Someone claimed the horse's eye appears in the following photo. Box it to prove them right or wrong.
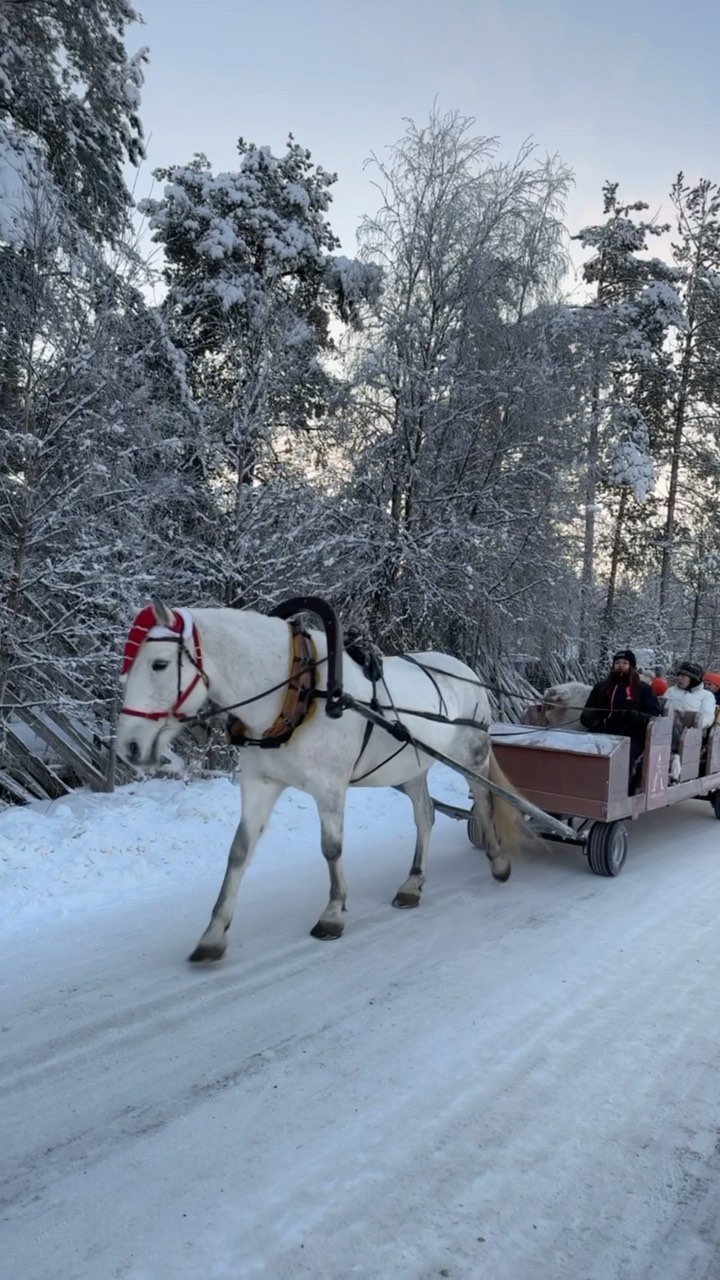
[152,659,169,672]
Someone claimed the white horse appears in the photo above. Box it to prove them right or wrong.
[116,603,526,961]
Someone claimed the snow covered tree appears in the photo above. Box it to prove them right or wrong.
[0,172,206,724]
[599,279,684,647]
[140,138,381,604]
[342,109,575,661]
[659,176,720,614]
[571,183,681,654]
[0,0,147,245]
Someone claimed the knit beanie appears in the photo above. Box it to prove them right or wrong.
[676,661,703,689]
[612,648,637,668]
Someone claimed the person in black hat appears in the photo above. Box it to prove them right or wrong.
[580,649,662,790]
[664,661,717,730]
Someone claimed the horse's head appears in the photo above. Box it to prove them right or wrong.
[523,702,548,727]
[541,681,592,729]
[116,601,209,766]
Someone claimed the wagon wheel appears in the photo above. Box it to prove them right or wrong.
[586,820,628,877]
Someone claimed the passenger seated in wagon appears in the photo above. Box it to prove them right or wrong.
[661,661,717,776]
[579,649,661,792]
[702,671,720,719]
[664,662,716,730]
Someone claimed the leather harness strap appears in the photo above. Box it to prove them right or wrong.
[226,622,317,749]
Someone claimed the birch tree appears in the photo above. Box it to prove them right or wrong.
[346,109,575,659]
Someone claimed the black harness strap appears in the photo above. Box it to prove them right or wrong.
[399,654,449,717]
[349,662,385,781]
[350,738,410,784]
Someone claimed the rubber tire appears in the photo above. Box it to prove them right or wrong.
[586,820,628,877]
[711,791,720,819]
[467,811,484,849]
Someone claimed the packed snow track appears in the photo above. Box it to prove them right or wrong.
[2,775,720,1279]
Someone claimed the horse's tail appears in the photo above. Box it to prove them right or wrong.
[486,747,527,879]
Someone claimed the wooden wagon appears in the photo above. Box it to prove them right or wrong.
[433,711,720,877]
[484,713,720,875]
[248,598,720,880]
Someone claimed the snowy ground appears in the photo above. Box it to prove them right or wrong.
[2,768,720,1280]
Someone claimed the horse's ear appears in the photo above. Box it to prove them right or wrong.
[152,599,175,628]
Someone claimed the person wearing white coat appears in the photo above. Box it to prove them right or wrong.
[664,661,717,730]
[663,661,716,783]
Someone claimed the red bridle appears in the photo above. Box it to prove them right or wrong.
[120,606,209,723]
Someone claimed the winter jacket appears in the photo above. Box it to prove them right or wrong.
[580,677,661,747]
[663,683,717,730]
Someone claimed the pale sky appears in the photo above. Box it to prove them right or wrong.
[129,0,720,288]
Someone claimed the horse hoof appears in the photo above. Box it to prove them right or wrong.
[392,891,420,908]
[310,921,344,940]
[188,942,226,963]
[491,863,511,883]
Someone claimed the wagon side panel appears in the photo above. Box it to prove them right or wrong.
[491,735,632,822]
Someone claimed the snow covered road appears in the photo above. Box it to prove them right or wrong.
[2,777,720,1279]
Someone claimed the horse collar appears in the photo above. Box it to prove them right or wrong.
[226,622,317,749]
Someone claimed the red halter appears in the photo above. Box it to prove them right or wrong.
[120,606,208,722]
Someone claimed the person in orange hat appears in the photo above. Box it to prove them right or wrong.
[650,675,668,697]
[703,671,720,708]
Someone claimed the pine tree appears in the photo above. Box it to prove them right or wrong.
[0,0,147,245]
[140,137,381,604]
[660,176,720,615]
[572,183,680,655]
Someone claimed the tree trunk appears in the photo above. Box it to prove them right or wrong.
[659,354,691,615]
[600,487,628,658]
[659,257,698,615]
[578,383,601,662]
[689,579,702,654]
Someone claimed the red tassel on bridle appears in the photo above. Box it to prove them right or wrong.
[120,605,208,722]
[121,605,181,676]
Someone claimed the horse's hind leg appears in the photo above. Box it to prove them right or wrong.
[460,735,512,883]
[469,786,511,882]
[392,773,434,908]
[189,777,284,963]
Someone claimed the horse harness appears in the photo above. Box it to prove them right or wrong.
[221,622,474,773]
[225,621,318,749]
[121,602,489,767]
[224,626,412,774]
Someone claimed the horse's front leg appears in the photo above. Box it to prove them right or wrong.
[392,773,434,908]
[188,777,284,963]
[310,796,348,940]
